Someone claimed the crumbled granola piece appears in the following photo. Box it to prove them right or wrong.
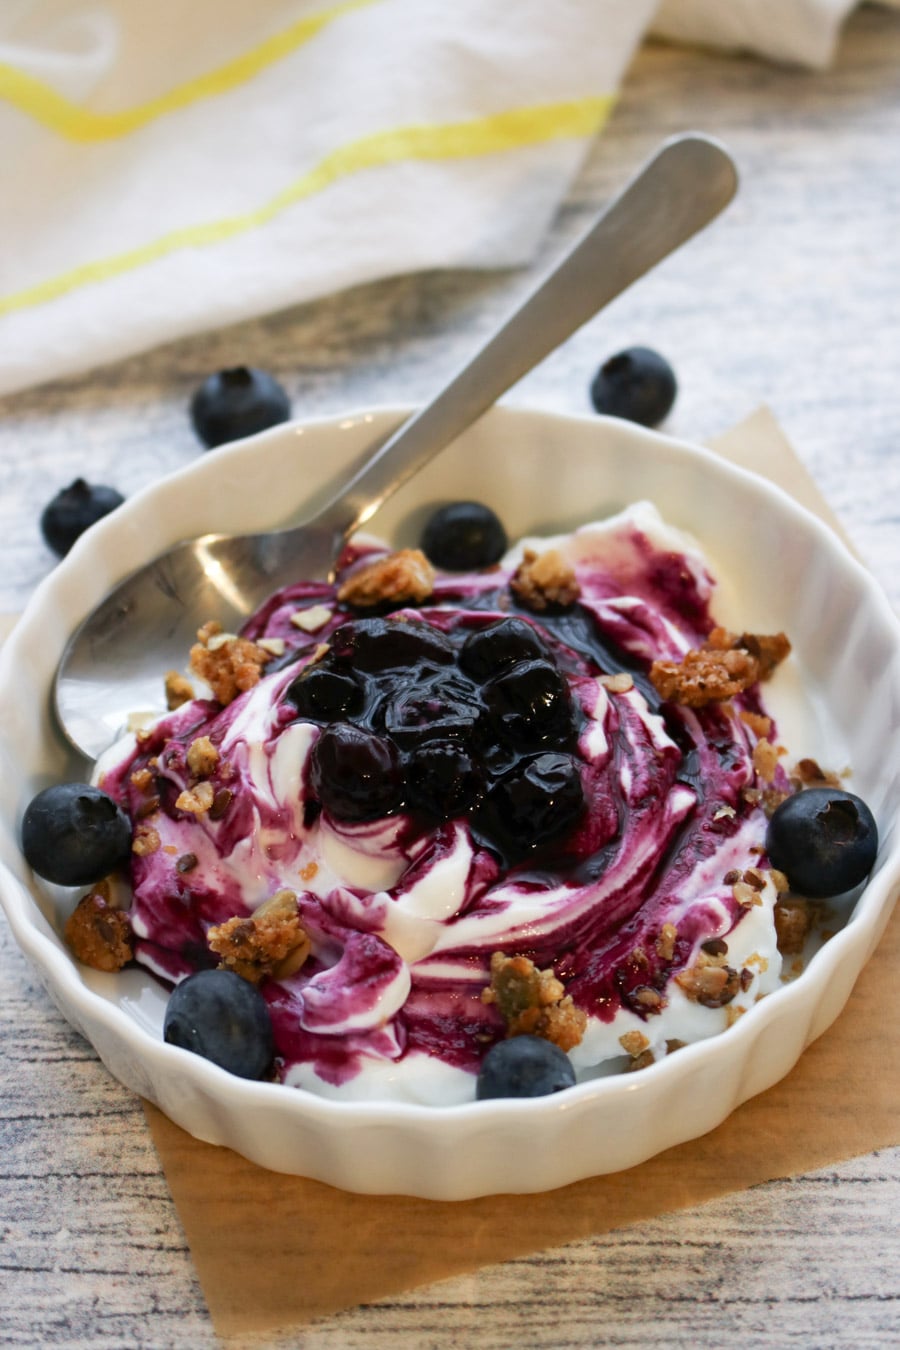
[752,737,784,784]
[130,767,154,791]
[655,923,677,962]
[207,889,311,984]
[791,757,842,789]
[739,710,772,738]
[773,897,813,955]
[336,549,435,608]
[132,824,161,856]
[482,951,587,1052]
[65,890,132,972]
[649,627,791,707]
[619,1030,650,1057]
[675,961,741,1007]
[175,781,215,815]
[189,620,272,706]
[743,868,767,891]
[510,548,580,612]
[186,735,219,778]
[299,860,318,883]
[625,1049,656,1073]
[164,670,195,710]
[633,986,665,1010]
[733,879,763,908]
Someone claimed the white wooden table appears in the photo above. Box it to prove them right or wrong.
[2,9,899,1346]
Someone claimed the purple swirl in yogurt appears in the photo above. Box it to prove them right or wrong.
[99,503,791,1104]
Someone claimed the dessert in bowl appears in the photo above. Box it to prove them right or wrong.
[1,406,899,1198]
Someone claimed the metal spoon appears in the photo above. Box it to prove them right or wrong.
[55,133,738,760]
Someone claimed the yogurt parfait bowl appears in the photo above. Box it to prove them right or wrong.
[1,405,899,1199]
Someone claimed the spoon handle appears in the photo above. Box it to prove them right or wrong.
[313,132,738,544]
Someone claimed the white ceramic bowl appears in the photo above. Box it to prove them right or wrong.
[2,406,899,1199]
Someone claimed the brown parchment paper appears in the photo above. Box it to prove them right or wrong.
[137,406,898,1337]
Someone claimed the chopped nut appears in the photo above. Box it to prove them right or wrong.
[336,549,434,608]
[733,880,762,908]
[792,757,842,788]
[164,670,195,710]
[701,937,728,958]
[207,889,311,984]
[290,604,332,632]
[65,891,133,972]
[175,781,215,815]
[189,620,272,706]
[176,852,198,874]
[633,985,665,1010]
[599,672,634,693]
[482,951,586,1052]
[257,637,286,657]
[186,735,219,778]
[773,897,813,955]
[208,788,233,821]
[743,868,766,891]
[510,548,580,612]
[649,627,791,707]
[625,1049,656,1073]
[655,923,677,962]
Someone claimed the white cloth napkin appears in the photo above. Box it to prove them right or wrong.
[0,0,892,397]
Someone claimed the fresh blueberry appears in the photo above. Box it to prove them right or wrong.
[163,969,274,1079]
[476,1034,576,1099]
[286,666,363,721]
[190,366,291,448]
[589,347,677,427]
[478,751,585,856]
[420,501,507,571]
[309,722,404,821]
[483,659,576,749]
[407,742,484,819]
[40,479,125,558]
[21,782,132,886]
[459,618,548,682]
[766,788,878,898]
[329,617,454,673]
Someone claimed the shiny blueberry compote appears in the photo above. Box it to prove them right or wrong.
[98,503,792,1105]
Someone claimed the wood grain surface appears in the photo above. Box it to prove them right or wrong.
[2,7,899,1347]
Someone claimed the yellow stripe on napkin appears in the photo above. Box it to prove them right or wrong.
[0,94,614,318]
[0,0,378,142]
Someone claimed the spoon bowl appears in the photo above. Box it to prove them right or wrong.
[54,133,738,760]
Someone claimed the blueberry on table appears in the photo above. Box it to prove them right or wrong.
[589,347,677,428]
[190,366,291,448]
[21,782,132,886]
[164,969,274,1080]
[420,501,508,571]
[476,1034,576,1099]
[766,788,878,899]
[40,479,124,557]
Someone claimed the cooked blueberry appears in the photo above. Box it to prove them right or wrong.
[459,618,548,682]
[328,617,453,673]
[478,752,585,856]
[766,788,878,899]
[190,366,291,448]
[382,672,483,747]
[589,347,676,427]
[483,659,576,748]
[41,479,124,558]
[21,782,132,886]
[309,723,404,821]
[476,1034,576,1099]
[407,742,483,819]
[163,969,274,1079]
[420,501,507,571]
[286,666,363,721]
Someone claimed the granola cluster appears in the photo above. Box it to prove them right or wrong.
[64,882,133,972]
[207,889,311,984]
[510,548,581,611]
[336,548,435,609]
[482,951,587,1052]
[649,626,791,708]
[189,620,273,705]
